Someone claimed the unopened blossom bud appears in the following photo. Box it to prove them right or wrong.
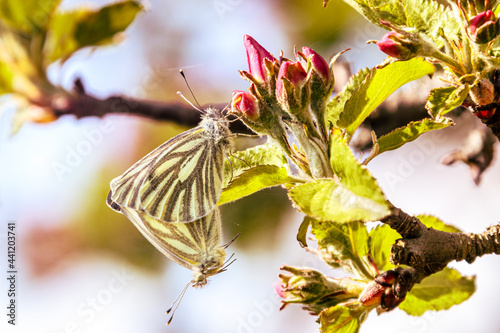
[358,280,385,307]
[243,35,277,85]
[463,78,497,120]
[277,266,366,314]
[359,269,404,311]
[278,266,330,305]
[276,60,308,111]
[231,86,293,160]
[300,47,330,82]
[296,47,335,138]
[376,31,420,60]
[231,90,259,120]
[276,60,314,131]
[276,60,326,156]
[469,10,499,44]
[272,280,285,298]
[470,78,495,106]
[381,288,405,310]
[374,269,398,286]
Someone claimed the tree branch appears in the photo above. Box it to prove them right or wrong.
[381,207,500,298]
[47,81,251,134]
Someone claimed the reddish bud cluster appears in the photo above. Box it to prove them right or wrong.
[231,35,337,178]
[232,35,333,123]
[358,270,404,311]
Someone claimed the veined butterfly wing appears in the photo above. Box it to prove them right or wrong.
[118,205,227,286]
[108,107,233,223]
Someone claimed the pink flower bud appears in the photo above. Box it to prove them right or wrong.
[231,90,259,119]
[243,35,276,83]
[272,280,285,298]
[469,11,499,44]
[358,280,385,307]
[469,10,495,35]
[376,32,409,58]
[276,61,307,102]
[301,47,330,81]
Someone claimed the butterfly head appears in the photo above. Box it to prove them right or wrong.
[199,107,233,148]
[202,106,228,122]
[191,246,227,287]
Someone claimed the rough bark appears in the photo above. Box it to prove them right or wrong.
[381,207,500,298]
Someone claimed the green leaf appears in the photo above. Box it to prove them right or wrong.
[0,0,61,34]
[289,179,390,223]
[495,1,500,16]
[218,165,299,206]
[344,0,460,46]
[368,224,399,272]
[297,216,311,248]
[311,219,374,280]
[337,58,435,137]
[329,134,389,208]
[44,1,142,64]
[223,143,288,186]
[417,214,462,233]
[426,86,469,119]
[219,143,297,205]
[327,67,371,128]
[400,268,475,316]
[374,118,453,156]
[319,304,369,333]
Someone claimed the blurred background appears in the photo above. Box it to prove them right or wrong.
[1,0,500,332]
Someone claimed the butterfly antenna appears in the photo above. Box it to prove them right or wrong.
[223,232,241,249]
[222,253,237,271]
[177,91,203,112]
[179,69,203,110]
[166,280,193,325]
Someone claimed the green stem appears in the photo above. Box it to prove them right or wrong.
[285,119,333,178]
[429,50,464,74]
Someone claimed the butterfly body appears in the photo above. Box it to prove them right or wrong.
[107,107,234,223]
[120,206,227,286]
[107,104,237,324]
